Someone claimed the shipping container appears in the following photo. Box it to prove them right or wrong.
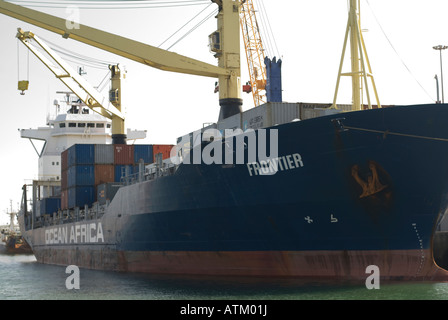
[68,186,95,209]
[61,149,69,171]
[68,144,95,167]
[114,144,134,165]
[61,169,68,191]
[61,189,68,210]
[134,144,153,164]
[217,113,241,132]
[270,102,300,125]
[39,197,61,215]
[242,103,270,130]
[67,165,95,187]
[152,144,174,162]
[114,165,134,182]
[94,144,114,164]
[97,182,121,205]
[95,164,114,186]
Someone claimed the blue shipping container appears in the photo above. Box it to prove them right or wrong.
[39,197,61,215]
[68,186,95,209]
[134,144,153,164]
[68,165,95,187]
[68,144,95,167]
[115,165,134,182]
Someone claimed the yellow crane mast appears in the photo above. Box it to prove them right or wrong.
[239,0,267,107]
[332,0,380,110]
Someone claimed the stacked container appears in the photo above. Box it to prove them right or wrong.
[114,144,134,182]
[60,144,155,209]
[133,144,154,177]
[152,144,174,162]
[61,150,69,209]
[66,144,95,209]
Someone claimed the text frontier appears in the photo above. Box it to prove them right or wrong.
[170,128,283,172]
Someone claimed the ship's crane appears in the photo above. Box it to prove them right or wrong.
[239,0,282,107]
[16,28,127,143]
[0,0,242,138]
[239,0,267,107]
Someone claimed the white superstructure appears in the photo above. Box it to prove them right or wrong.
[20,93,146,197]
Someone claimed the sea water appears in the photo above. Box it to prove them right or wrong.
[1,251,448,302]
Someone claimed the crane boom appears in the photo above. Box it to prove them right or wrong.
[240,0,267,107]
[0,0,242,121]
[16,28,128,143]
[0,0,228,78]
[16,29,123,120]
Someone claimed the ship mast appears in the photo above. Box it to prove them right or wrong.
[332,0,381,111]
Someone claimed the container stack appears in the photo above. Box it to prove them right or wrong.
[65,144,95,209]
[59,143,173,210]
[114,144,134,182]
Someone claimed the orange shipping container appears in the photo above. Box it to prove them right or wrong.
[95,164,114,186]
[152,144,174,162]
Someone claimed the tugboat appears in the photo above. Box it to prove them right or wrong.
[1,202,32,254]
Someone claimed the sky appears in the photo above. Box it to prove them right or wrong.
[0,0,447,224]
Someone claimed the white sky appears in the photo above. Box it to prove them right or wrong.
[0,0,447,224]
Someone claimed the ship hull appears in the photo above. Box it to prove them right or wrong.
[20,104,448,280]
[29,247,446,280]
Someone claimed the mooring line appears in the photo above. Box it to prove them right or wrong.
[343,126,448,142]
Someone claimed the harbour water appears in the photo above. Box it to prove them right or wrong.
[1,247,448,302]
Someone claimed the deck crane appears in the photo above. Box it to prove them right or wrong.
[332,0,380,110]
[239,0,282,107]
[0,0,242,142]
[15,28,127,143]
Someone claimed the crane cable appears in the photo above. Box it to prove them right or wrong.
[166,8,218,50]
[7,0,210,9]
[17,39,30,94]
[256,0,280,59]
[364,0,434,102]
[158,2,213,49]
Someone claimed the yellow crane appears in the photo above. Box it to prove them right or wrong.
[0,0,242,134]
[16,28,127,143]
[239,0,267,107]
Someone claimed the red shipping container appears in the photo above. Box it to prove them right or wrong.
[95,164,114,186]
[114,144,134,165]
[61,169,68,191]
[152,144,174,162]
[61,189,68,210]
[61,149,69,171]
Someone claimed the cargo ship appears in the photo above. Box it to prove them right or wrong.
[4,0,448,281]
[17,97,448,280]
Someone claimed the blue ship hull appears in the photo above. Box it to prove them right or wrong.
[21,104,448,280]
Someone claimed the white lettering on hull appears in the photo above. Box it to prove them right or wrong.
[247,153,304,176]
[45,222,104,245]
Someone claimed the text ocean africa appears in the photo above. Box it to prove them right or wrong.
[45,222,104,244]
